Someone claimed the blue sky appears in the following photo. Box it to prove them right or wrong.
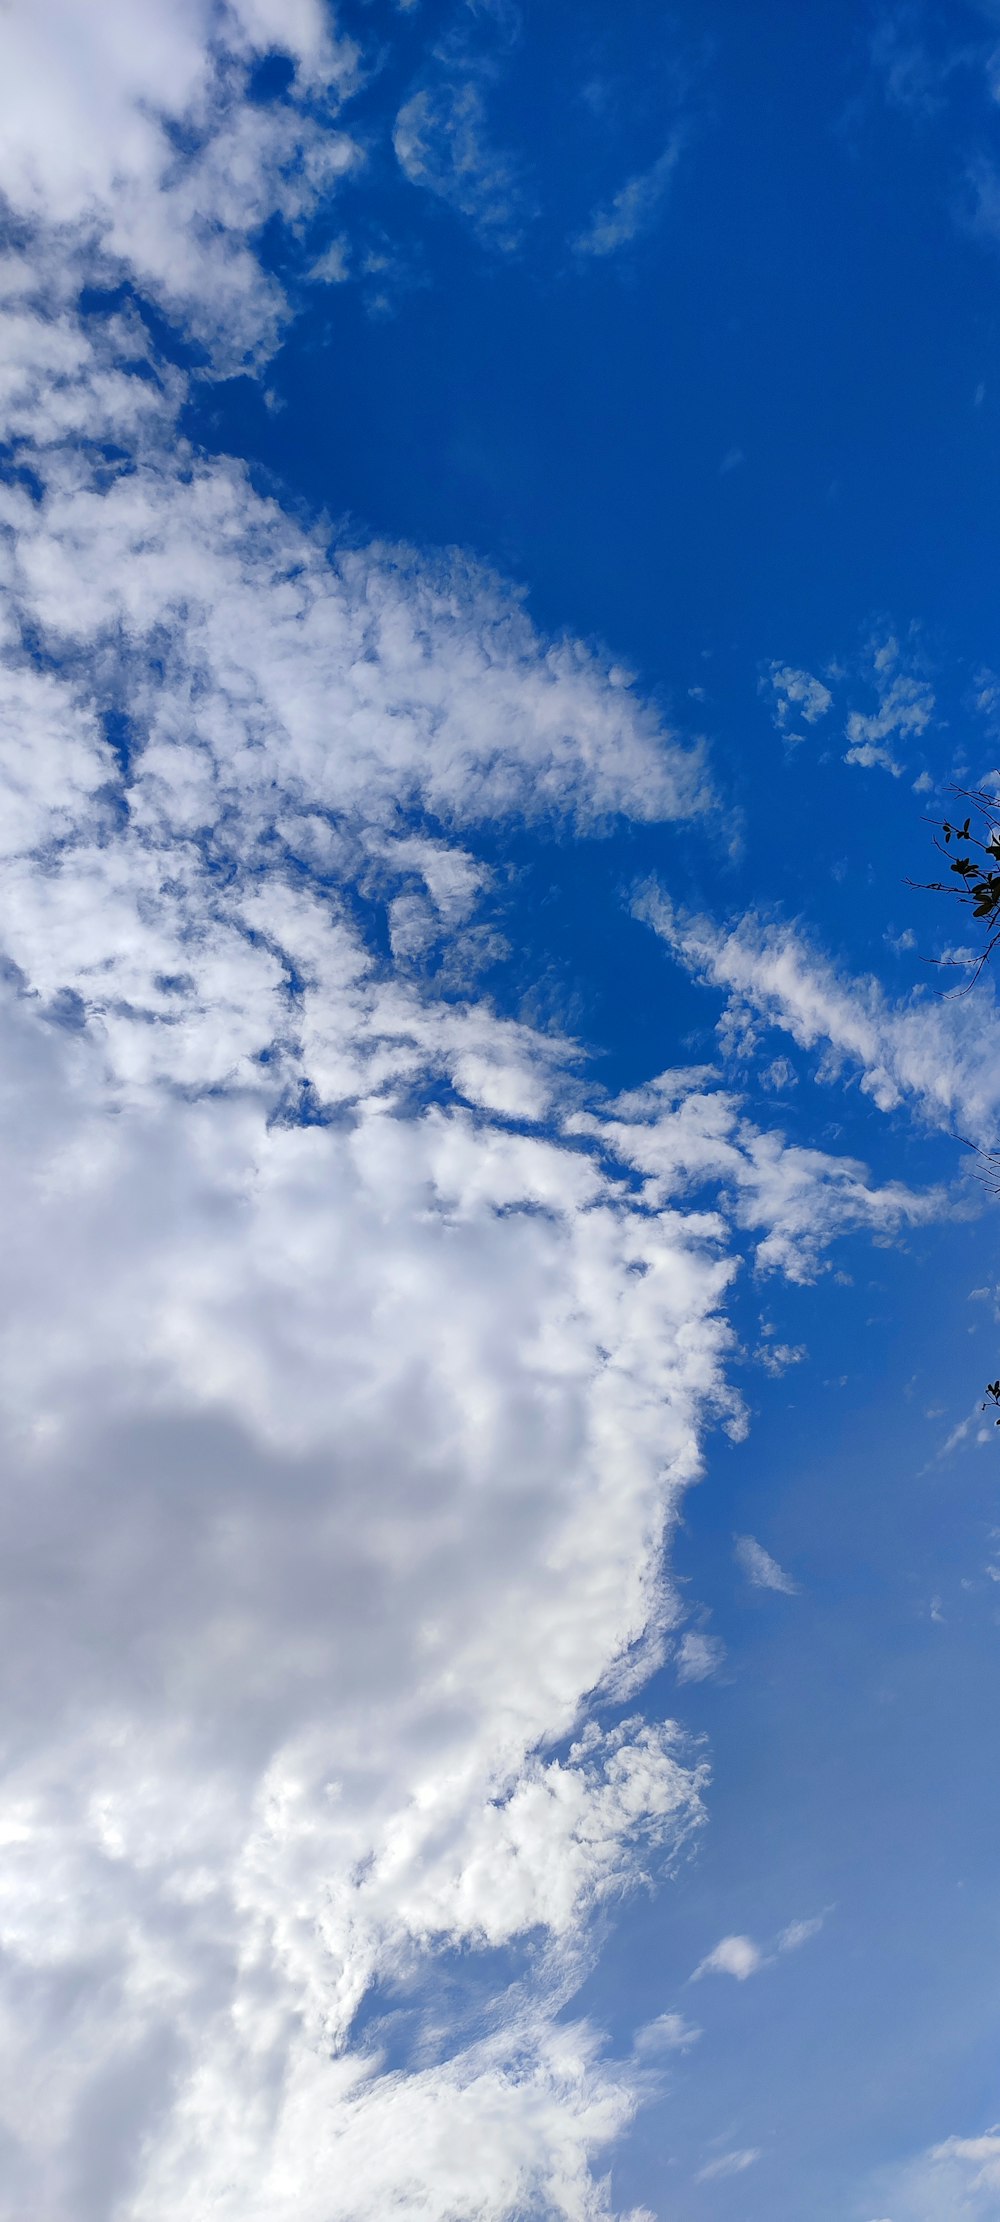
[3,4,1000,2219]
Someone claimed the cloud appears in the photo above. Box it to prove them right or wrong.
[755,1338,806,1376]
[639,888,1000,1148]
[695,2146,761,2181]
[0,12,955,2215]
[766,661,834,736]
[691,1909,824,1990]
[870,8,952,116]
[0,0,362,372]
[394,80,526,248]
[569,1065,942,1285]
[734,1534,799,1593]
[572,139,682,259]
[778,1912,828,1952]
[692,1933,765,1981]
[844,635,934,775]
[867,2123,1000,2220]
[632,2010,701,2057]
[309,234,350,283]
[0,278,895,2215]
[675,1631,726,1683]
[0,402,928,2210]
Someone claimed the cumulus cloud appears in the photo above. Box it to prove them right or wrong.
[572,139,682,259]
[0,436,930,2214]
[734,1534,799,1594]
[0,10,952,2216]
[0,322,877,2219]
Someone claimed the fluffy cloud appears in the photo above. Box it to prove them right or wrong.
[568,1069,939,1285]
[690,1911,823,1991]
[0,940,735,2218]
[0,413,940,2208]
[0,10,951,2216]
[0,0,361,370]
[692,1934,764,1982]
[0,337,856,2216]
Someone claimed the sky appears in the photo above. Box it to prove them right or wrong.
[4,2,1000,2217]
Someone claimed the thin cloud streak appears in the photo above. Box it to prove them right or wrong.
[734,1533,799,1594]
[572,137,682,258]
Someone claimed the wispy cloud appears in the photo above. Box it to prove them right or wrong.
[632,2010,702,2056]
[394,79,527,248]
[572,137,682,258]
[639,887,1000,1147]
[867,2121,1000,2219]
[675,1630,726,1683]
[696,2147,762,2182]
[778,1912,829,1952]
[734,1533,799,1594]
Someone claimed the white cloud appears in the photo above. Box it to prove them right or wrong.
[734,1534,799,1594]
[778,1912,828,1952]
[639,888,1000,1148]
[0,315,892,2214]
[0,907,723,2218]
[692,1934,765,1982]
[631,2010,701,2057]
[690,1908,824,1990]
[572,139,682,259]
[696,2146,761,2181]
[867,2124,1000,2220]
[675,1631,726,1683]
[569,1067,941,1285]
[0,404,934,2207]
[309,234,351,284]
[0,0,361,372]
[755,1338,806,1376]
[0,15,956,2216]
[766,661,833,735]
[844,635,934,776]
